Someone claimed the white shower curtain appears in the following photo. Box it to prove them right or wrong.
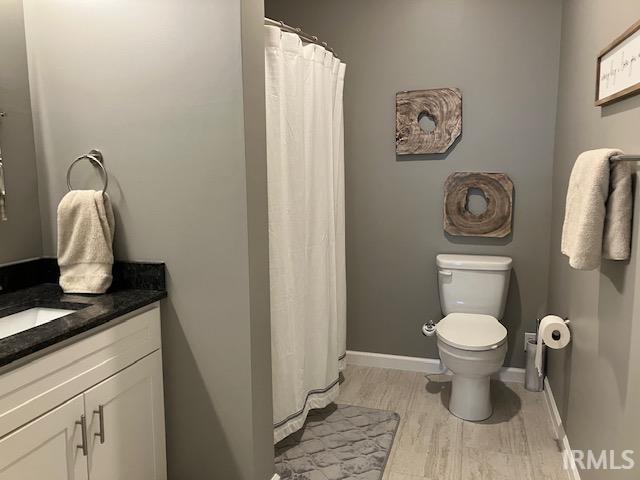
[264,25,347,443]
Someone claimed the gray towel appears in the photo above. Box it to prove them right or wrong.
[57,190,115,293]
[561,148,632,270]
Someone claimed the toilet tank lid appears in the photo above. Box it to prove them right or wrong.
[436,254,513,271]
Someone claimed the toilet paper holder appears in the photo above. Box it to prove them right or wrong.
[536,316,570,340]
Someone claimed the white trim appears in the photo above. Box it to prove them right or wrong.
[496,366,526,384]
[270,475,280,480]
[345,350,525,384]
[543,377,581,480]
[346,350,445,373]
[543,377,563,440]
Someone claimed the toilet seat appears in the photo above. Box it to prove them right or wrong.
[436,313,507,351]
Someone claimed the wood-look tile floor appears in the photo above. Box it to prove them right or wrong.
[337,365,570,480]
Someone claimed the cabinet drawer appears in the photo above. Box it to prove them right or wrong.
[0,304,161,438]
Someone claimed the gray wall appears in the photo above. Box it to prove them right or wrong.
[0,0,42,264]
[547,1,640,478]
[265,0,563,367]
[22,0,273,478]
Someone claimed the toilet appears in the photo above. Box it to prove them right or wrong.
[435,254,513,421]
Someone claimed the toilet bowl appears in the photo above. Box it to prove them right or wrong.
[433,254,513,421]
[436,313,507,421]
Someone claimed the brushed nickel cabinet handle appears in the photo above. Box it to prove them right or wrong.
[76,414,88,456]
[93,405,105,444]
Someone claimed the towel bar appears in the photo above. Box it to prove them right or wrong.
[66,149,108,193]
[611,154,640,162]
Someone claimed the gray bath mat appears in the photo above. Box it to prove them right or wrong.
[275,404,400,480]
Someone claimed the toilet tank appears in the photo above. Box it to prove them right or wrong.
[436,254,512,319]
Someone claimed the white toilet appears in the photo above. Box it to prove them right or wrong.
[435,254,513,421]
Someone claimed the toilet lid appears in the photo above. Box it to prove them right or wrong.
[436,313,507,351]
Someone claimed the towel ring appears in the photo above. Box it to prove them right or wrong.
[66,149,108,193]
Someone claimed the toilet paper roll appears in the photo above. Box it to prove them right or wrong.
[535,315,571,376]
[539,315,571,349]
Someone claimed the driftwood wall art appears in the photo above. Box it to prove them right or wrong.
[396,88,462,155]
[443,172,514,238]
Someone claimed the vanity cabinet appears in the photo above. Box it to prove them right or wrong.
[0,304,166,480]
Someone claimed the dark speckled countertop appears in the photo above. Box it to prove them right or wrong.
[0,259,166,369]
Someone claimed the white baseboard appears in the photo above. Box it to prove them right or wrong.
[346,350,445,373]
[496,366,526,384]
[345,350,525,384]
[543,377,580,480]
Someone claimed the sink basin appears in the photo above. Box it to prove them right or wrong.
[0,308,75,340]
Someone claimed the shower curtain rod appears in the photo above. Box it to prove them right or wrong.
[265,17,336,55]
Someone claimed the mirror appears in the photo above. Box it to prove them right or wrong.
[0,1,41,265]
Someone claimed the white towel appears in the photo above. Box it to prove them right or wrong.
[561,148,632,270]
[57,190,115,293]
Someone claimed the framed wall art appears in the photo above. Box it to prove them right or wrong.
[596,18,640,106]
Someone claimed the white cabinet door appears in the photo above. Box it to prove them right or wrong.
[0,394,89,480]
[84,351,167,480]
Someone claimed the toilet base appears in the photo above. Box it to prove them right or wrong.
[437,338,507,422]
[449,374,492,421]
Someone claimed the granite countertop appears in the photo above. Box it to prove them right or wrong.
[0,259,167,369]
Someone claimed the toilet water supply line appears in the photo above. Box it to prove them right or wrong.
[421,319,448,374]
[422,319,436,337]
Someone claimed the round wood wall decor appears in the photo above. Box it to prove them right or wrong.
[396,88,462,155]
[443,172,513,238]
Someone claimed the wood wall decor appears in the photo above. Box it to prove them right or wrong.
[443,172,513,238]
[396,88,462,155]
[596,18,640,106]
